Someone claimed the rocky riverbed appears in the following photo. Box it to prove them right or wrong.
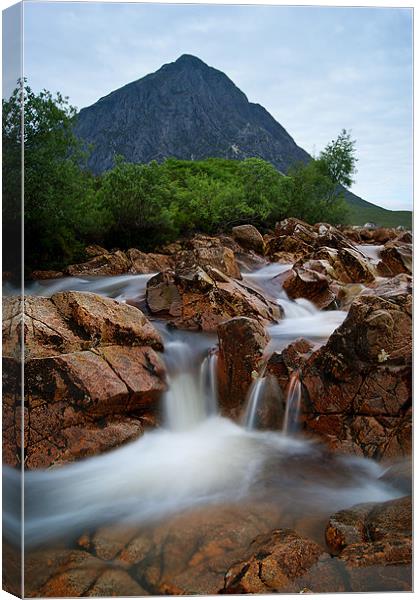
[3,219,412,595]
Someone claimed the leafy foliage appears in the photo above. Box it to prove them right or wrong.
[5,84,383,274]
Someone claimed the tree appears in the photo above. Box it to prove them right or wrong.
[99,158,177,249]
[319,128,357,187]
[238,158,288,223]
[3,81,105,270]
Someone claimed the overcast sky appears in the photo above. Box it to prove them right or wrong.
[6,2,413,210]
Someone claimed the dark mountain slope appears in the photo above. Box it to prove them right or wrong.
[74,54,411,228]
[74,54,310,174]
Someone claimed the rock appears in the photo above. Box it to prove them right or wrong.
[298,292,412,458]
[359,274,412,300]
[26,550,105,598]
[2,293,166,468]
[379,460,412,495]
[377,242,412,276]
[217,317,270,420]
[146,266,281,332]
[326,497,412,592]
[181,234,242,278]
[85,244,108,258]
[51,291,163,350]
[66,250,131,276]
[126,248,173,274]
[369,228,398,244]
[232,224,265,254]
[265,235,314,262]
[297,246,376,284]
[281,267,337,309]
[223,529,326,593]
[30,270,64,280]
[266,339,314,397]
[87,570,147,597]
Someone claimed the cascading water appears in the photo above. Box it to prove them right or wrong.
[243,376,267,430]
[283,371,302,435]
[200,350,219,417]
[3,261,408,556]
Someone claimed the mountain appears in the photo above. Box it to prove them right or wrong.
[74,54,411,228]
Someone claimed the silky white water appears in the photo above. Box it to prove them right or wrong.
[3,261,406,550]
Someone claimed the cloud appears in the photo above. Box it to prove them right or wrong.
[17,2,413,211]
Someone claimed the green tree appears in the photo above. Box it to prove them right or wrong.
[238,158,288,223]
[3,81,105,270]
[319,128,357,187]
[99,158,177,249]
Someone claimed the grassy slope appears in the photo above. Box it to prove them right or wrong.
[344,188,412,228]
[347,204,412,228]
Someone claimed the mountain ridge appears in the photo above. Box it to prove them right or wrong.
[74,54,411,227]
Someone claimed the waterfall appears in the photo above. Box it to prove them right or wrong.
[163,342,219,432]
[200,350,219,416]
[282,371,302,435]
[243,377,267,430]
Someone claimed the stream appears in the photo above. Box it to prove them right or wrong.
[3,254,407,587]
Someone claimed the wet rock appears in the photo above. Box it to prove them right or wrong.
[223,529,325,593]
[3,293,166,468]
[297,246,376,284]
[51,291,163,350]
[281,266,337,309]
[264,235,314,262]
[377,242,412,277]
[379,460,412,495]
[126,248,173,274]
[359,273,412,300]
[25,550,105,598]
[232,224,265,254]
[266,339,314,397]
[66,250,131,276]
[295,292,412,458]
[85,244,108,258]
[178,235,242,278]
[87,570,147,597]
[146,266,281,332]
[217,317,270,420]
[30,270,64,280]
[326,496,412,592]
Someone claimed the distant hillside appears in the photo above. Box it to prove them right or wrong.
[74,54,411,227]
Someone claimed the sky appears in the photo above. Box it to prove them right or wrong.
[4,1,413,210]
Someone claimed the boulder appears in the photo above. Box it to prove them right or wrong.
[85,244,108,258]
[280,266,337,309]
[66,250,131,276]
[232,224,265,254]
[377,243,412,277]
[326,496,412,592]
[146,266,281,332]
[30,270,64,280]
[2,293,166,469]
[297,292,412,458]
[217,317,270,420]
[223,529,327,593]
[126,248,173,274]
[297,246,376,284]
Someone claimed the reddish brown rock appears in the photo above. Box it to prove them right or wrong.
[266,339,314,397]
[127,248,173,274]
[66,250,131,276]
[85,244,108,258]
[30,270,64,280]
[223,529,326,594]
[232,224,265,254]
[281,266,337,309]
[3,293,166,469]
[326,496,412,592]
[297,246,376,284]
[297,292,412,458]
[377,242,412,277]
[217,317,270,419]
[51,291,163,350]
[146,266,281,332]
